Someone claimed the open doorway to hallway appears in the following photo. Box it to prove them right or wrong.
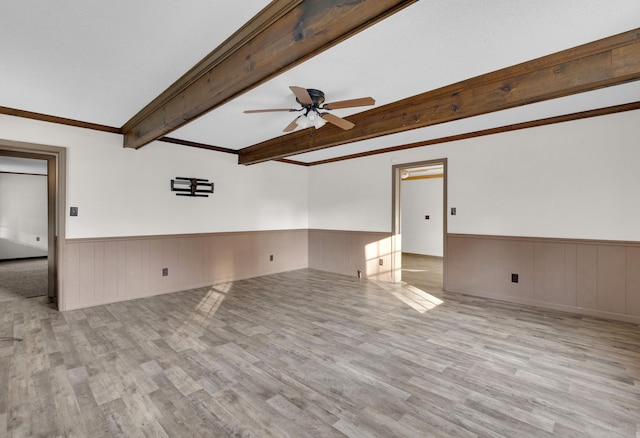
[0,156,49,302]
[393,159,447,295]
[0,139,66,309]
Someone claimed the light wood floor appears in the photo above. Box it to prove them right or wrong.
[401,253,444,296]
[1,266,640,437]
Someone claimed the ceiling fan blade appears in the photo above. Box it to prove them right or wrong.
[283,116,300,132]
[322,113,355,130]
[289,86,313,105]
[244,108,296,113]
[323,97,375,110]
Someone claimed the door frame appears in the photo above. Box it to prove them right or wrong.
[0,139,66,307]
[391,158,448,290]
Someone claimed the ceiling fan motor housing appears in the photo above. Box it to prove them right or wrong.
[298,89,325,108]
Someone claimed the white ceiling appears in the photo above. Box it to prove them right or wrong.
[1,1,639,164]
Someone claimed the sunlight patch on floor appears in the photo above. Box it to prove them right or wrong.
[390,283,443,313]
[196,282,233,316]
[212,282,233,294]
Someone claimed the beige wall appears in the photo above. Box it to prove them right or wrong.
[307,229,640,324]
[63,228,400,311]
[446,234,640,324]
[62,229,308,311]
[308,229,394,281]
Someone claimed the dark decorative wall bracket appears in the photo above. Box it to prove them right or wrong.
[171,177,214,197]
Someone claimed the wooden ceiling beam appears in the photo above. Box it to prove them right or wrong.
[122,0,418,150]
[238,28,640,165]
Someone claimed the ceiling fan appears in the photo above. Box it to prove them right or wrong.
[243,86,375,132]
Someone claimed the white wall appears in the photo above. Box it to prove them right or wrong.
[0,114,309,238]
[308,157,392,232]
[401,177,443,256]
[310,110,640,242]
[3,109,640,243]
[0,173,48,258]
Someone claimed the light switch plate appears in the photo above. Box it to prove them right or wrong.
[70,207,78,216]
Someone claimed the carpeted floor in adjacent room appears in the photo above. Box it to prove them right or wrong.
[0,258,48,302]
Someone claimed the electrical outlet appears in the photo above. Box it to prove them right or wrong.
[511,273,519,283]
[451,207,456,215]
[70,206,78,216]
[269,254,274,261]
[379,259,383,266]
[36,236,40,242]
[162,268,168,277]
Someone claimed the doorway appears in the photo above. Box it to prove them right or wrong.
[392,158,447,292]
[0,156,49,301]
[0,139,66,308]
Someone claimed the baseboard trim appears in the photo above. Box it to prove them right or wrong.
[0,255,48,262]
[450,287,640,325]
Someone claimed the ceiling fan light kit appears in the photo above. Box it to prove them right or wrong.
[295,115,311,129]
[297,110,327,129]
[244,86,374,132]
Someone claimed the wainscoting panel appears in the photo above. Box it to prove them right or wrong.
[308,229,393,281]
[533,242,577,307]
[627,247,640,315]
[576,244,598,309]
[447,234,640,323]
[62,229,308,311]
[597,245,627,315]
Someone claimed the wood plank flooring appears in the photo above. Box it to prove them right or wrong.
[401,253,444,296]
[1,267,639,437]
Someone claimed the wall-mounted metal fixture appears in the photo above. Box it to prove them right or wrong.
[171,177,214,197]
